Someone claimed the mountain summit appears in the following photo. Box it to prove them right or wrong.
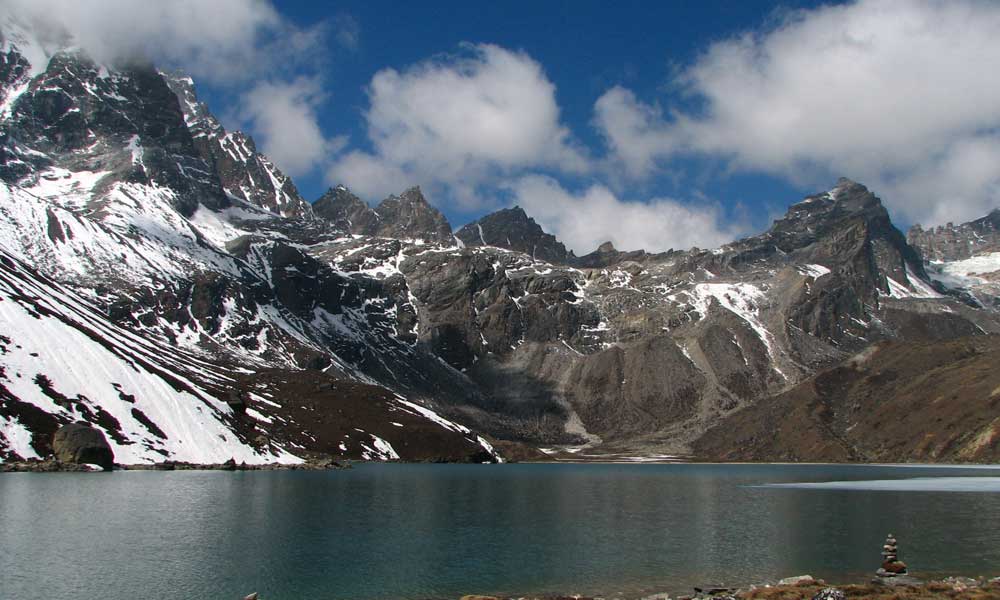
[455,206,571,263]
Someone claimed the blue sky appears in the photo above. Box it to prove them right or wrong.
[12,0,1000,254]
[226,0,830,249]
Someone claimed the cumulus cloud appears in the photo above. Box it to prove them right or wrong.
[0,0,323,84]
[506,175,744,254]
[595,0,1000,226]
[234,78,346,178]
[593,87,680,180]
[328,43,588,206]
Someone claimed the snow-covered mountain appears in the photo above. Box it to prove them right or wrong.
[0,16,499,464]
[1,15,998,465]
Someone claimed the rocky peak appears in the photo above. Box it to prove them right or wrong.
[0,33,227,216]
[311,185,453,243]
[454,205,570,264]
[313,185,378,233]
[372,186,453,244]
[162,73,311,219]
[571,239,651,268]
[908,207,1000,262]
[712,179,940,342]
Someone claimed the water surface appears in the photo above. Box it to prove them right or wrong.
[3,463,1000,599]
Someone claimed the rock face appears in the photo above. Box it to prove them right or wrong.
[312,185,379,233]
[455,206,571,264]
[313,185,453,244]
[163,74,311,219]
[909,209,1000,310]
[374,186,454,244]
[908,209,1000,262]
[52,423,114,470]
[573,241,653,268]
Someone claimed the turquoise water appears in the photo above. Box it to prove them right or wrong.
[3,463,1000,599]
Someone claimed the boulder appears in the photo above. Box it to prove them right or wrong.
[778,575,816,586]
[52,423,114,471]
[881,560,908,574]
[812,589,846,600]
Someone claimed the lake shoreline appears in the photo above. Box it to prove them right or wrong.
[457,574,1000,600]
[5,456,1000,473]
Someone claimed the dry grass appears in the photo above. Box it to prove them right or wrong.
[741,582,1000,599]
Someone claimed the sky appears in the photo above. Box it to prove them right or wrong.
[6,0,1000,254]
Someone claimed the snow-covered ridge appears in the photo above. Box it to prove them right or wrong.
[0,247,300,464]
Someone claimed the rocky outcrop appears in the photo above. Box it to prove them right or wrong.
[313,185,379,233]
[573,241,652,268]
[908,209,1000,262]
[52,423,114,470]
[373,186,453,244]
[313,185,453,244]
[163,74,312,218]
[455,206,571,264]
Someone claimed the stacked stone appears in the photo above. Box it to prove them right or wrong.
[876,534,908,577]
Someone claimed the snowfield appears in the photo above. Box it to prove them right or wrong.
[0,247,302,465]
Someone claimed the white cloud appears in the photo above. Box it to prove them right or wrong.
[506,175,744,254]
[593,87,680,180]
[596,0,1000,226]
[329,43,588,206]
[0,0,318,84]
[235,78,345,177]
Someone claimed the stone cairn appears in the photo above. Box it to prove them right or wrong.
[876,533,908,577]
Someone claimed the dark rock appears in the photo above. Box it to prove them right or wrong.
[51,423,114,471]
[572,240,652,268]
[373,186,453,244]
[455,206,571,264]
[313,185,453,244]
[908,208,1000,262]
[163,74,311,218]
[313,185,378,233]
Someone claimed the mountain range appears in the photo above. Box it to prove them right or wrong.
[1,16,999,465]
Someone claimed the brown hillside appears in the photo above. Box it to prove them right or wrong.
[693,335,1000,462]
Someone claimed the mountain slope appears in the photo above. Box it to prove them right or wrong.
[0,18,500,464]
[692,335,1000,463]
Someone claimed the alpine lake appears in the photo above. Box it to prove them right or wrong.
[3,463,1000,599]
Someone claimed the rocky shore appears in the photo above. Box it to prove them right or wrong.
[450,575,1000,600]
[443,536,1000,600]
[1,456,350,473]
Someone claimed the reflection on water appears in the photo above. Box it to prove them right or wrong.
[759,476,1000,492]
[2,463,1000,600]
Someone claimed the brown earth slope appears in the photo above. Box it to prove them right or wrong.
[693,335,1000,462]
